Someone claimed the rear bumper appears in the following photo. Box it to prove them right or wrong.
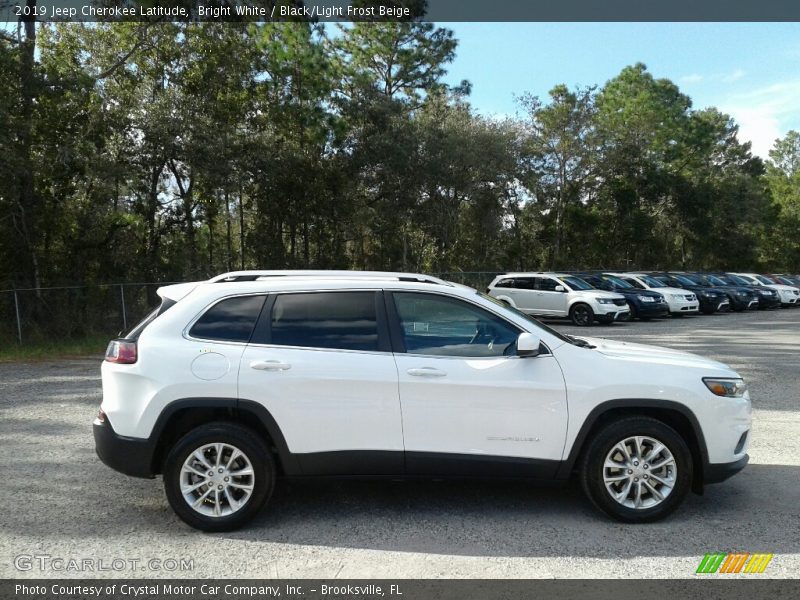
[94,417,156,478]
[704,454,749,484]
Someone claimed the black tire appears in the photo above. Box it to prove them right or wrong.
[163,422,276,532]
[579,416,693,523]
[569,303,594,326]
[627,303,638,320]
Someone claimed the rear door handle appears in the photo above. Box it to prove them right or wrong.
[407,367,447,377]
[250,359,292,371]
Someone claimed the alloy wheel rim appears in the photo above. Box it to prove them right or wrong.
[180,443,254,518]
[603,435,676,510]
[574,307,590,325]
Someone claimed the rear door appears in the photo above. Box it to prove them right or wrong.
[238,290,403,475]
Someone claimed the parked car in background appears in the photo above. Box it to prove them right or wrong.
[714,273,781,309]
[611,273,699,316]
[487,273,629,326]
[95,270,752,530]
[645,273,730,315]
[680,273,760,312]
[771,274,800,287]
[574,273,669,321]
[730,273,800,306]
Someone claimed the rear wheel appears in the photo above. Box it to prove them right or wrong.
[163,422,275,532]
[580,417,692,523]
[569,303,594,326]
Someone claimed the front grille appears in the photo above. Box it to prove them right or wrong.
[613,298,627,306]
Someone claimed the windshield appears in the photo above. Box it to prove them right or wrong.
[725,274,750,285]
[706,275,727,286]
[680,274,705,285]
[671,274,697,286]
[600,275,633,289]
[560,276,593,290]
[640,275,664,288]
[478,291,579,346]
[756,275,776,285]
[776,276,795,285]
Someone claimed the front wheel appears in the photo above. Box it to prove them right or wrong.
[163,422,275,532]
[569,303,594,326]
[579,417,692,523]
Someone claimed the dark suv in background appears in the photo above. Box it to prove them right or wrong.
[575,273,669,320]
[679,273,760,312]
[646,273,730,315]
[714,273,781,309]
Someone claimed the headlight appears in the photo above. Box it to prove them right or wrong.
[596,298,614,304]
[737,291,747,296]
[638,295,655,302]
[703,377,747,398]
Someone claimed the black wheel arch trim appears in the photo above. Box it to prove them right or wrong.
[556,398,710,482]
[119,397,301,477]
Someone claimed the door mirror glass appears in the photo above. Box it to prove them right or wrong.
[517,332,541,357]
[554,285,565,292]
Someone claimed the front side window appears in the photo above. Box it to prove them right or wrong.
[535,277,560,292]
[393,292,520,357]
[189,295,265,342]
[270,292,379,351]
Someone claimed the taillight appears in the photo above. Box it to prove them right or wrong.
[105,339,137,364]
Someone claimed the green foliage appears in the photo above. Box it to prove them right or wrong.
[0,22,796,343]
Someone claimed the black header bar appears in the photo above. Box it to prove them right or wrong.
[2,1,800,23]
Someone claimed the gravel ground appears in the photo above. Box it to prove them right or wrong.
[1,308,798,579]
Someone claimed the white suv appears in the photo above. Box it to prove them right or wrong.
[487,272,630,325]
[730,273,800,306]
[95,271,751,531]
[612,273,699,315]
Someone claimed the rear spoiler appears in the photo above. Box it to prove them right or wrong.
[157,282,200,303]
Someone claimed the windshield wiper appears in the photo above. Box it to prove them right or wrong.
[568,335,596,349]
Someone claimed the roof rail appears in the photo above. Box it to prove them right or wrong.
[207,270,451,286]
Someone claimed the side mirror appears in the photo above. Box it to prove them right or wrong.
[517,332,541,357]
[554,285,566,292]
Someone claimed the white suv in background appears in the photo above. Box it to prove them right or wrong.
[95,271,751,531]
[487,272,629,325]
[613,273,699,316]
[730,273,800,306]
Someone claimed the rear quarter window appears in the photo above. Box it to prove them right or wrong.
[189,295,266,342]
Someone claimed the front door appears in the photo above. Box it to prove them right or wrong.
[388,291,568,478]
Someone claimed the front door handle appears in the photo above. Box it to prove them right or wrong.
[407,367,447,377]
[250,359,291,371]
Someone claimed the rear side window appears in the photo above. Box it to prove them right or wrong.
[189,295,265,342]
[494,278,515,288]
[270,292,379,351]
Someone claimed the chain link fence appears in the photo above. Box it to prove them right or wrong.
[0,273,505,345]
[0,282,178,345]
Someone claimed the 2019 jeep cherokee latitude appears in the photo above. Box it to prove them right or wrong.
[95,271,751,531]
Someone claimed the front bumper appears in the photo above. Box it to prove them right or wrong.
[758,295,781,309]
[704,454,749,484]
[636,302,670,318]
[729,295,759,310]
[94,416,157,478]
[779,293,798,305]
